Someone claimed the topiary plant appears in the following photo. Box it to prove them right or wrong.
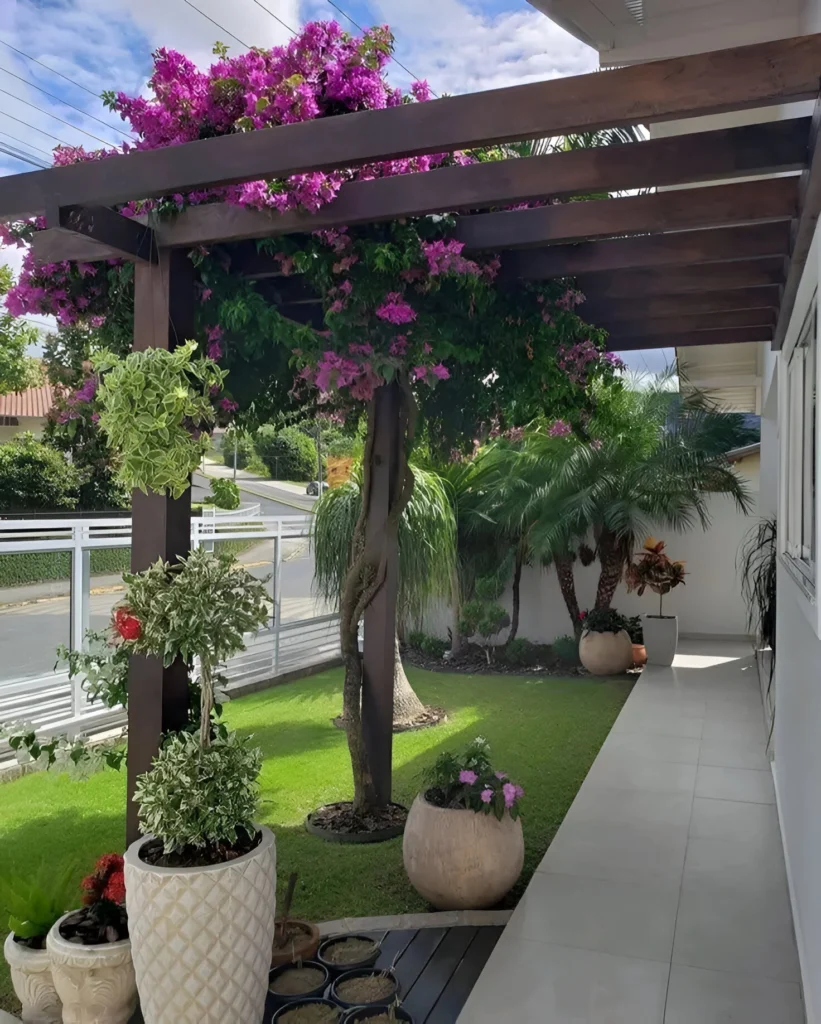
[255,424,317,481]
[0,432,78,512]
[204,477,241,510]
[551,634,581,666]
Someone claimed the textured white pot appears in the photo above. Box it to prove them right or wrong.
[642,615,679,667]
[403,794,524,910]
[124,826,276,1024]
[3,932,61,1024]
[47,913,137,1024]
[579,629,633,676]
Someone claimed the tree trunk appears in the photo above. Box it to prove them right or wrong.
[393,634,427,725]
[508,544,524,643]
[450,564,463,654]
[554,554,582,636]
[595,530,626,609]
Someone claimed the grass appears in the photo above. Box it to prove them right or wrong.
[0,666,631,1013]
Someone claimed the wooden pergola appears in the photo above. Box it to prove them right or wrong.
[2,32,820,840]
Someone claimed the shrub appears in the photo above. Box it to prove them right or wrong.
[255,424,317,481]
[504,637,538,667]
[460,597,510,664]
[204,477,241,510]
[134,731,261,852]
[0,861,76,943]
[0,433,78,512]
[422,736,524,820]
[221,426,255,470]
[552,634,581,666]
[0,547,130,588]
[623,615,643,644]
[581,608,627,634]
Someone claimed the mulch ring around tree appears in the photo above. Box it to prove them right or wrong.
[402,643,589,677]
[332,705,447,733]
[305,802,408,843]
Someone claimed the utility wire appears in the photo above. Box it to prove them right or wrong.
[246,0,298,37]
[0,64,133,138]
[0,110,70,146]
[0,127,52,158]
[326,0,439,95]
[0,39,103,99]
[179,0,250,48]
[0,141,50,168]
[0,88,118,147]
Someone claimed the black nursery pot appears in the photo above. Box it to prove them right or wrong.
[342,1006,414,1023]
[330,969,401,1010]
[268,961,331,1007]
[317,934,381,974]
[271,997,342,1022]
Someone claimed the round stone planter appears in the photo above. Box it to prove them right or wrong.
[642,614,678,667]
[46,913,136,1024]
[124,825,276,1024]
[3,932,62,1024]
[579,629,633,676]
[402,794,524,910]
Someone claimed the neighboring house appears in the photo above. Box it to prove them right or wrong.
[726,441,761,489]
[528,3,821,1020]
[0,383,55,442]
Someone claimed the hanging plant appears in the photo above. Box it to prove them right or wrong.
[94,340,226,498]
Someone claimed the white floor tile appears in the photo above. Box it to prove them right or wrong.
[698,735,770,771]
[457,940,669,1024]
[504,871,681,963]
[611,708,704,738]
[665,964,804,1023]
[602,731,701,765]
[695,765,775,804]
[688,797,782,845]
[569,783,695,833]
[682,835,789,893]
[585,750,697,794]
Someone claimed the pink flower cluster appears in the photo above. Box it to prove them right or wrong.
[5,246,111,327]
[421,239,480,278]
[548,419,572,437]
[557,339,623,386]
[57,374,99,424]
[375,292,416,325]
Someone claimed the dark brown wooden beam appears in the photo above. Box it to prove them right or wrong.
[584,286,781,322]
[774,95,821,349]
[126,248,194,846]
[608,325,773,351]
[2,34,821,219]
[33,203,156,264]
[457,177,799,251]
[580,259,785,299]
[601,308,776,337]
[510,223,790,278]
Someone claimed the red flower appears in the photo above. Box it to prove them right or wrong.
[102,871,126,906]
[81,873,101,906]
[113,607,141,640]
[96,853,124,875]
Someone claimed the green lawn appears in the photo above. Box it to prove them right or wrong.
[0,667,631,1013]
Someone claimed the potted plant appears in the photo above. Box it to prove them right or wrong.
[402,737,524,910]
[623,615,646,667]
[626,538,687,666]
[47,853,136,1024]
[578,608,633,676]
[119,547,276,1024]
[0,863,74,1024]
[272,872,321,968]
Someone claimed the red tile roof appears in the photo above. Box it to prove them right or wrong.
[0,384,56,419]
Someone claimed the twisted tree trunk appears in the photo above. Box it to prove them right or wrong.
[508,544,524,643]
[594,529,627,610]
[554,554,582,636]
[449,564,463,655]
[393,634,427,724]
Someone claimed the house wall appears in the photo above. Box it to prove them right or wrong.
[0,416,47,443]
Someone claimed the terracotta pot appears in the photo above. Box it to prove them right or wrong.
[632,643,647,667]
[47,913,136,1024]
[642,615,678,667]
[3,932,61,1024]
[402,794,523,910]
[124,826,276,1024]
[578,629,633,676]
[271,919,320,967]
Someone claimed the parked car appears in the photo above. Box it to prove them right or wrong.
[306,481,329,496]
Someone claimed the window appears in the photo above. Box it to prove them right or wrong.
[0,417,18,427]
[784,300,817,588]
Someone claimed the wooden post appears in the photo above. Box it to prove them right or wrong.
[361,382,401,807]
[126,248,196,845]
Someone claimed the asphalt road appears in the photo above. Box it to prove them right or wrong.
[191,472,309,517]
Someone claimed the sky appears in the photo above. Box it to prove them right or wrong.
[0,0,673,374]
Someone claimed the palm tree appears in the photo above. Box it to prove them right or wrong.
[491,378,754,627]
[312,465,456,728]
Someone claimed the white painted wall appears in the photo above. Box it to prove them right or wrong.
[0,416,47,443]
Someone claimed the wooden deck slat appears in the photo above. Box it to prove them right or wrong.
[401,927,479,1022]
[372,928,418,967]
[393,927,449,995]
[425,927,504,1024]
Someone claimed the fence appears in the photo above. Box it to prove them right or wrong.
[0,514,339,746]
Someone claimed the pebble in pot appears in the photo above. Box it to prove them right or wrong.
[330,969,401,1011]
[317,934,381,974]
[271,997,341,1022]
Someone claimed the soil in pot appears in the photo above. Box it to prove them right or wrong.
[273,920,321,966]
[274,999,340,1022]
[139,827,261,868]
[270,964,328,997]
[319,936,379,969]
[334,971,397,1006]
[11,932,47,951]
[59,905,129,945]
[345,1011,411,1024]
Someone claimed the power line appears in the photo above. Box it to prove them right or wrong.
[325,0,439,95]
[0,38,103,99]
[0,88,119,148]
[246,0,298,37]
[0,127,52,158]
[0,141,50,169]
[0,64,133,138]
[179,0,250,48]
[0,110,70,146]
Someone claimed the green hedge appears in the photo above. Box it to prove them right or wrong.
[0,547,132,589]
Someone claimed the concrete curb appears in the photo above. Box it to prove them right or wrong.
[317,909,513,937]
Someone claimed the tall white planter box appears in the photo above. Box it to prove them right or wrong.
[642,615,678,667]
[3,933,61,1024]
[124,826,276,1024]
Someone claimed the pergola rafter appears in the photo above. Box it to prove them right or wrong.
[4,32,821,840]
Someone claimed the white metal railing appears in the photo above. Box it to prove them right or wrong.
[0,515,339,747]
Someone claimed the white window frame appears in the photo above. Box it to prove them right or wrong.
[782,296,817,595]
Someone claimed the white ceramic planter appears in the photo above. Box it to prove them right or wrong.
[3,931,62,1024]
[642,614,679,667]
[579,629,633,676]
[124,826,276,1024]
[47,913,137,1024]
[403,794,524,910]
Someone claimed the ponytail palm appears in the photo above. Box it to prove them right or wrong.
[313,465,456,727]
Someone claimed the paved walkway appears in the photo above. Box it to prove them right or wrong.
[458,640,804,1023]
